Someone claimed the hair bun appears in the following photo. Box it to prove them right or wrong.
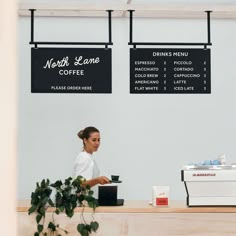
[77,130,84,139]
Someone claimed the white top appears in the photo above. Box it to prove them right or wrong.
[73,151,100,180]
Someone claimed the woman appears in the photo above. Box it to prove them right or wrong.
[73,126,110,187]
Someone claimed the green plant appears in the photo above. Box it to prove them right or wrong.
[28,176,99,236]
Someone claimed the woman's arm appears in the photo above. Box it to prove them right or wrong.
[82,176,110,188]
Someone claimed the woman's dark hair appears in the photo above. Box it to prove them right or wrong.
[77,126,100,142]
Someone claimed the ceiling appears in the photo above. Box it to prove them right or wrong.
[18,0,236,18]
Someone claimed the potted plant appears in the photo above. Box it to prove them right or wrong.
[28,176,99,236]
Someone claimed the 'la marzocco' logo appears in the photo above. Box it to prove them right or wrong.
[192,173,216,176]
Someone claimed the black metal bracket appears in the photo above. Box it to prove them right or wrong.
[128,10,212,49]
[29,9,113,48]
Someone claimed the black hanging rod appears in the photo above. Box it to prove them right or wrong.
[29,42,112,46]
[128,42,212,46]
[29,9,113,48]
[128,10,212,48]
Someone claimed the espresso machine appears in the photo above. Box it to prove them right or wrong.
[181,164,236,206]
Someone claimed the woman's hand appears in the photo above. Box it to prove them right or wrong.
[96,176,110,185]
[82,176,111,187]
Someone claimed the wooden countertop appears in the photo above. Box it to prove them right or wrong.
[17,200,236,213]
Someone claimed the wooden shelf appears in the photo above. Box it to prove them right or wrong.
[18,3,236,19]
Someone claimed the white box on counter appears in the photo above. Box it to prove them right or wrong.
[152,186,169,207]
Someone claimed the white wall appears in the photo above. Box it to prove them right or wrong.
[17,14,236,201]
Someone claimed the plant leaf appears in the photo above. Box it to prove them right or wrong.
[48,198,54,207]
[77,224,85,234]
[65,208,73,218]
[85,185,90,190]
[55,209,60,215]
[90,221,99,232]
[37,224,43,233]
[85,224,91,233]
[41,196,49,205]
[38,206,45,215]
[65,177,72,185]
[84,195,94,202]
[82,229,89,236]
[87,200,97,209]
[50,180,63,189]
[41,179,46,188]
[56,193,63,206]
[78,194,85,203]
[36,214,42,224]
[28,205,37,215]
[48,222,56,231]
[46,179,50,186]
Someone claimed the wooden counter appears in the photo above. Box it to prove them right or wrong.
[17,199,236,213]
[17,200,236,236]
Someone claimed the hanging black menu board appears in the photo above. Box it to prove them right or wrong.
[130,48,211,94]
[31,48,112,93]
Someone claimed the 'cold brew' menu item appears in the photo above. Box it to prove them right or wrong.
[31,48,112,93]
[130,48,211,94]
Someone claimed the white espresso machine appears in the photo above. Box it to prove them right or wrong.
[181,165,236,206]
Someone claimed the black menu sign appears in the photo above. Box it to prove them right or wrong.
[31,48,112,93]
[130,48,211,94]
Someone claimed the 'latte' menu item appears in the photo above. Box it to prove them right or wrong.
[130,48,211,94]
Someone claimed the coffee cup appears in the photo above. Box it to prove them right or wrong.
[111,175,119,181]
[203,160,211,165]
[212,159,220,165]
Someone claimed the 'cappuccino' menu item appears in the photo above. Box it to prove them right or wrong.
[130,48,211,94]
